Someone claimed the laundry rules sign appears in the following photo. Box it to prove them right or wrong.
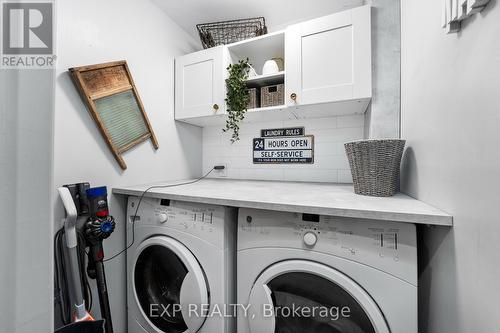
[253,127,314,164]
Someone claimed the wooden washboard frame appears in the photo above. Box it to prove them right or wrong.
[69,60,159,170]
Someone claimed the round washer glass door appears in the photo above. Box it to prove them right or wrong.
[133,236,209,333]
[247,260,390,333]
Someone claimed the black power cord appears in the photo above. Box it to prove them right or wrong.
[104,168,216,262]
[54,228,70,325]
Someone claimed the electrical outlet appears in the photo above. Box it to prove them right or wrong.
[214,163,227,177]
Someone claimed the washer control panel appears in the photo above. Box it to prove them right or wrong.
[238,208,417,283]
[127,197,229,247]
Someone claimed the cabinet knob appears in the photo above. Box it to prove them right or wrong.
[290,93,297,101]
[213,104,219,111]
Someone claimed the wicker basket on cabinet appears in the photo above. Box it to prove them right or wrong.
[247,88,258,109]
[196,17,267,49]
[260,84,284,108]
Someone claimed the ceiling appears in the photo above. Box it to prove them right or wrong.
[152,0,364,47]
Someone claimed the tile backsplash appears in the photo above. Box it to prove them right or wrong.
[202,115,365,183]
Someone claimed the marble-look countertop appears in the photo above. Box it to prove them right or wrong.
[112,179,452,226]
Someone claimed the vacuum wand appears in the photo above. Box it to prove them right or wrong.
[58,187,91,322]
[84,187,115,333]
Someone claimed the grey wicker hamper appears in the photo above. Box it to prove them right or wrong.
[344,139,406,197]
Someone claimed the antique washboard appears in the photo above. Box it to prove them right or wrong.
[69,61,158,170]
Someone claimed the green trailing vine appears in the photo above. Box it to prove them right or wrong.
[224,58,250,143]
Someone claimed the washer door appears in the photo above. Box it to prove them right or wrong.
[133,236,209,333]
[247,260,390,333]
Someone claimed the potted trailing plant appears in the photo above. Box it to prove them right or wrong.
[224,58,250,143]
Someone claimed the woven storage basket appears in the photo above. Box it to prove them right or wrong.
[344,139,406,197]
[247,88,258,109]
[197,17,267,49]
[261,84,284,107]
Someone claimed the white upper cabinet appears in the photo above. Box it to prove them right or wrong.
[285,5,372,107]
[175,46,226,120]
[175,5,372,126]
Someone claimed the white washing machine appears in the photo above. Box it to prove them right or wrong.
[237,208,417,333]
[126,197,237,333]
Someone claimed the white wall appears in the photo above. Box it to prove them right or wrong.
[54,0,202,331]
[203,115,364,183]
[400,1,500,332]
[0,69,55,332]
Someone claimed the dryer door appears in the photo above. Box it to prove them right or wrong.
[247,260,390,333]
[133,236,209,333]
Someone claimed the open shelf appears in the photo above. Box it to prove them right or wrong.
[227,31,285,76]
[245,71,285,87]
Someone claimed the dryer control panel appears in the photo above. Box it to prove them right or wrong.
[126,197,233,248]
[238,208,417,284]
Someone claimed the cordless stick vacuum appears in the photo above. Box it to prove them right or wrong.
[57,184,115,332]
[84,187,115,333]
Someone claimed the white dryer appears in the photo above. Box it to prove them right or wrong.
[126,197,237,333]
[237,208,417,333]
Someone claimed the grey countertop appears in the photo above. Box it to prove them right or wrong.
[112,178,452,226]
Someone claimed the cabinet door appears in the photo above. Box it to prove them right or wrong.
[286,5,371,107]
[175,47,225,120]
